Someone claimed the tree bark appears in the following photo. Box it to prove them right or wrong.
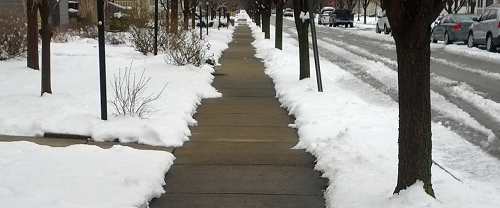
[381,0,445,197]
[183,0,189,30]
[170,0,179,34]
[255,9,261,27]
[293,0,310,80]
[27,0,39,70]
[263,0,271,39]
[274,0,284,49]
[39,0,53,95]
[191,1,196,29]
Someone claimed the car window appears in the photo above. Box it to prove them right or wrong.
[455,15,475,22]
[480,10,491,21]
[487,9,498,20]
[443,15,452,23]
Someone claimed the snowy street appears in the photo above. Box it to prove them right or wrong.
[278,15,500,159]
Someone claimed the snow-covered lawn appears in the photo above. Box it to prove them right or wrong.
[0,20,235,207]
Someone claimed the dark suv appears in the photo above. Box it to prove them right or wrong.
[468,4,500,52]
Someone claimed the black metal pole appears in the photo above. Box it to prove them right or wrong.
[307,0,323,92]
[97,0,107,120]
[154,0,158,55]
[206,3,209,36]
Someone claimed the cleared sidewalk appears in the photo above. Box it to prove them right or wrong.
[149,22,326,207]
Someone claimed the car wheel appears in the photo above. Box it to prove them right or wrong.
[384,25,389,34]
[376,24,381,33]
[486,34,497,52]
[467,33,476,48]
[444,32,451,45]
[431,32,437,43]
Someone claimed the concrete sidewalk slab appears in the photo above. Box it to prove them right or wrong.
[193,113,294,127]
[152,194,325,208]
[0,135,86,147]
[164,165,325,195]
[188,126,299,143]
[173,142,314,165]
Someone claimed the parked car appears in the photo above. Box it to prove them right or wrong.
[329,9,354,27]
[468,4,500,52]
[318,7,334,25]
[283,8,293,17]
[376,10,391,34]
[431,14,479,44]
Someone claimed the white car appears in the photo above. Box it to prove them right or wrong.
[318,7,334,25]
[376,11,391,34]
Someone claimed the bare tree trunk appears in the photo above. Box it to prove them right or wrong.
[191,4,196,29]
[274,0,284,49]
[183,0,189,30]
[39,0,53,95]
[293,0,310,80]
[381,0,445,197]
[263,0,271,39]
[27,0,39,70]
[170,0,179,34]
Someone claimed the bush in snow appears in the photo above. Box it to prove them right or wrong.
[52,27,72,43]
[163,29,209,67]
[0,13,27,60]
[129,25,155,55]
[108,64,167,118]
[106,32,129,45]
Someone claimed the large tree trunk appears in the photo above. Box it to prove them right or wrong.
[394,34,434,197]
[39,0,53,95]
[381,0,445,197]
[274,0,284,49]
[27,0,39,70]
[293,0,310,80]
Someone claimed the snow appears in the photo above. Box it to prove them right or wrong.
[252,13,500,207]
[0,10,500,208]
[0,24,234,207]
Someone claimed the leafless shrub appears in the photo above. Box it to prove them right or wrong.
[0,13,27,60]
[163,29,209,67]
[52,27,71,43]
[129,25,154,55]
[108,64,167,118]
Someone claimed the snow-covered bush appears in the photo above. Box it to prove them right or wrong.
[106,32,129,45]
[129,25,154,55]
[108,65,167,118]
[163,29,209,67]
[0,13,27,60]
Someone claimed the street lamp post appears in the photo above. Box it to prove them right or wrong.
[206,1,209,36]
